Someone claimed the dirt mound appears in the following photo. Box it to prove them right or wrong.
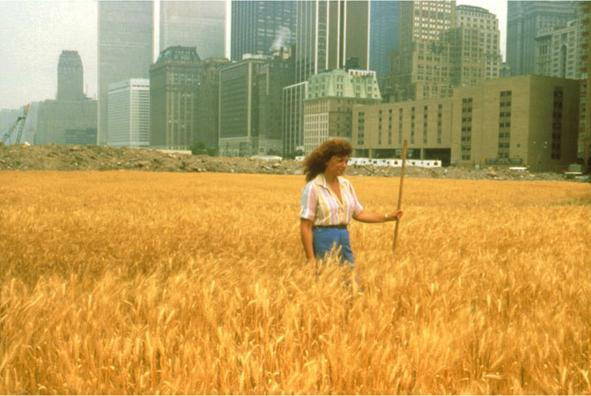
[0,143,583,182]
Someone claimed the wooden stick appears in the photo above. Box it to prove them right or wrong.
[393,140,408,254]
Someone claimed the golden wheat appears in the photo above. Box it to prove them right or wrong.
[0,170,590,394]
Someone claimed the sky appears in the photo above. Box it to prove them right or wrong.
[0,0,508,110]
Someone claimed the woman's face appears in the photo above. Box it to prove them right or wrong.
[325,155,349,176]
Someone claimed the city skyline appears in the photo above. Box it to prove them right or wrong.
[0,0,509,110]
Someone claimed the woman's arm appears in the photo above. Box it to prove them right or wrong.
[353,210,403,223]
[300,218,315,262]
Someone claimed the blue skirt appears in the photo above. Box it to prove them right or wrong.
[313,226,354,265]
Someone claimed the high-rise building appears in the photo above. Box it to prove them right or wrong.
[196,58,231,152]
[150,46,201,150]
[507,1,576,77]
[283,81,308,157]
[450,5,501,87]
[36,100,97,145]
[295,0,370,84]
[231,1,296,61]
[97,1,153,145]
[256,50,295,156]
[580,1,591,169]
[352,75,581,172]
[285,0,371,157]
[35,50,96,145]
[107,79,150,147]
[535,19,584,80]
[160,1,225,59]
[303,69,381,154]
[219,53,294,156]
[369,0,400,96]
[57,50,85,101]
[391,0,457,101]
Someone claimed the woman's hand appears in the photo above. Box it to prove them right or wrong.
[385,210,403,222]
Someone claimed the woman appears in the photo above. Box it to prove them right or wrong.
[299,138,403,265]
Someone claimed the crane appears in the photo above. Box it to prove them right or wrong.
[1,104,30,145]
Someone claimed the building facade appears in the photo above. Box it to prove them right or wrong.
[369,0,400,95]
[303,69,381,154]
[507,1,577,77]
[57,50,85,101]
[160,1,225,59]
[282,81,308,157]
[196,58,231,152]
[391,0,457,101]
[535,19,584,80]
[150,46,201,150]
[352,75,581,172]
[219,54,293,156]
[451,5,502,86]
[231,0,296,61]
[35,100,97,145]
[107,79,150,147]
[97,1,153,145]
[580,1,591,169]
[295,0,370,84]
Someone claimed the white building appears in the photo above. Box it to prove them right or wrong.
[107,79,150,147]
[303,69,382,154]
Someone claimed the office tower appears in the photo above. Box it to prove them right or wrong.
[107,79,150,147]
[197,58,231,151]
[449,5,502,87]
[150,46,201,149]
[286,0,371,156]
[303,69,381,154]
[219,53,294,156]
[231,0,296,61]
[352,75,581,172]
[535,19,584,80]
[97,1,153,145]
[282,81,308,157]
[369,0,400,94]
[580,1,590,169]
[160,1,225,59]
[57,50,85,101]
[507,1,576,76]
[35,100,97,145]
[295,0,370,83]
[35,51,96,145]
[391,0,457,101]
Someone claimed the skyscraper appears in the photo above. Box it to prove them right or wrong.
[231,0,296,61]
[369,0,400,93]
[535,19,584,80]
[391,0,457,101]
[507,1,576,76]
[57,50,85,101]
[150,46,201,150]
[295,0,371,84]
[160,1,225,59]
[449,5,502,87]
[107,79,150,147]
[97,1,153,145]
[285,0,371,156]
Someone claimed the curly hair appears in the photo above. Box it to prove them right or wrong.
[303,138,352,182]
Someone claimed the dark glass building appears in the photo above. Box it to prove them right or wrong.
[231,0,296,61]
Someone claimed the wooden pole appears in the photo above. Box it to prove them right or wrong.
[393,140,408,253]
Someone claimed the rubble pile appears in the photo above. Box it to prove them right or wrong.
[0,143,586,182]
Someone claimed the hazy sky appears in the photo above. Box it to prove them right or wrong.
[0,0,508,110]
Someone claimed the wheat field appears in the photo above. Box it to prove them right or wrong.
[0,170,590,394]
